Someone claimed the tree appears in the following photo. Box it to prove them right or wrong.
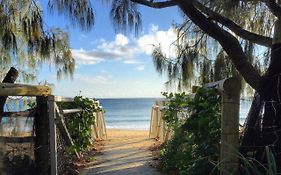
[109,0,281,172]
[0,0,94,80]
[2,0,280,171]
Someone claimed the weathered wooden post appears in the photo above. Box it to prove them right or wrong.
[149,106,154,138]
[158,109,164,141]
[48,95,57,175]
[100,110,107,139]
[205,78,240,175]
[0,82,52,174]
[155,101,162,140]
[35,96,50,175]
[0,67,19,118]
[149,104,159,139]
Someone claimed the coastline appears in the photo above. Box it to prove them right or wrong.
[82,128,161,175]
[106,128,150,139]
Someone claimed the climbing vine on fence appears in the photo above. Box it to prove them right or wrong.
[160,88,221,175]
[162,92,191,130]
[65,96,103,153]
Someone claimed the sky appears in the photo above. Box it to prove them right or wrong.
[37,1,183,98]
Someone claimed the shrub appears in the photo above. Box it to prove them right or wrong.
[160,88,221,175]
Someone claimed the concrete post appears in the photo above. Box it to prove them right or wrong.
[220,78,240,175]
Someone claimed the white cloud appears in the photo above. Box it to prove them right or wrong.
[72,49,104,65]
[73,25,178,65]
[150,24,159,32]
[115,34,129,46]
[75,74,113,85]
[80,34,87,38]
[78,34,88,41]
[137,26,178,57]
[123,59,142,64]
[136,65,145,71]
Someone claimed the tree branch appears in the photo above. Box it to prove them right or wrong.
[130,0,272,47]
[130,0,177,9]
[177,0,261,90]
[194,1,272,47]
[265,0,281,19]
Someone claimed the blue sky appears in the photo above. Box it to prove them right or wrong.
[38,1,183,98]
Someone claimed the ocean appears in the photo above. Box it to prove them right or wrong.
[99,98,252,130]
[99,98,157,130]
[0,98,252,133]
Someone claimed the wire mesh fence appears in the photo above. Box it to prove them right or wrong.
[0,109,36,175]
[0,94,106,175]
[56,126,74,175]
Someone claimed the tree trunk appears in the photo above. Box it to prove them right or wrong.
[0,67,19,120]
[259,51,281,173]
[176,1,281,173]
[240,93,262,155]
[239,20,281,174]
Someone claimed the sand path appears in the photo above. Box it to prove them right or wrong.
[81,129,162,175]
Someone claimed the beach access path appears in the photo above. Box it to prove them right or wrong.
[81,129,162,175]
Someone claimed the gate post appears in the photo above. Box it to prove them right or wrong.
[205,78,240,174]
[48,95,57,175]
[34,96,49,175]
[220,78,240,175]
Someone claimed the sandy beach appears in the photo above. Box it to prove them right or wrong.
[81,129,162,175]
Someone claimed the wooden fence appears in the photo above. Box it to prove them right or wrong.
[0,83,107,175]
[149,100,171,142]
[149,78,240,175]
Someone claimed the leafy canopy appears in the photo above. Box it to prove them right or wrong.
[4,0,276,90]
[0,0,94,80]
[108,0,278,93]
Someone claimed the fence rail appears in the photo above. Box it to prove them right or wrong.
[149,102,171,142]
[0,83,107,175]
[0,136,34,143]
[49,96,107,175]
[0,82,51,96]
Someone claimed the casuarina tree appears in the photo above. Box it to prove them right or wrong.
[0,0,94,80]
[2,0,281,172]
[108,0,281,172]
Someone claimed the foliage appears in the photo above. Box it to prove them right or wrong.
[160,88,277,175]
[65,96,102,153]
[0,0,94,80]
[109,0,276,95]
[111,0,142,35]
[161,92,191,130]
[239,146,277,175]
[27,99,36,109]
[159,88,221,175]
[48,0,94,31]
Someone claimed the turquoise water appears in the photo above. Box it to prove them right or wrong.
[0,98,252,132]
[100,98,252,130]
[99,98,157,130]
[1,98,34,133]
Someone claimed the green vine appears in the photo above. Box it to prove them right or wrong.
[161,92,191,130]
[160,88,221,175]
[65,96,103,153]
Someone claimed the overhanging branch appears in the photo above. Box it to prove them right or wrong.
[177,0,261,90]
[130,0,177,8]
[194,1,272,47]
[131,0,272,47]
